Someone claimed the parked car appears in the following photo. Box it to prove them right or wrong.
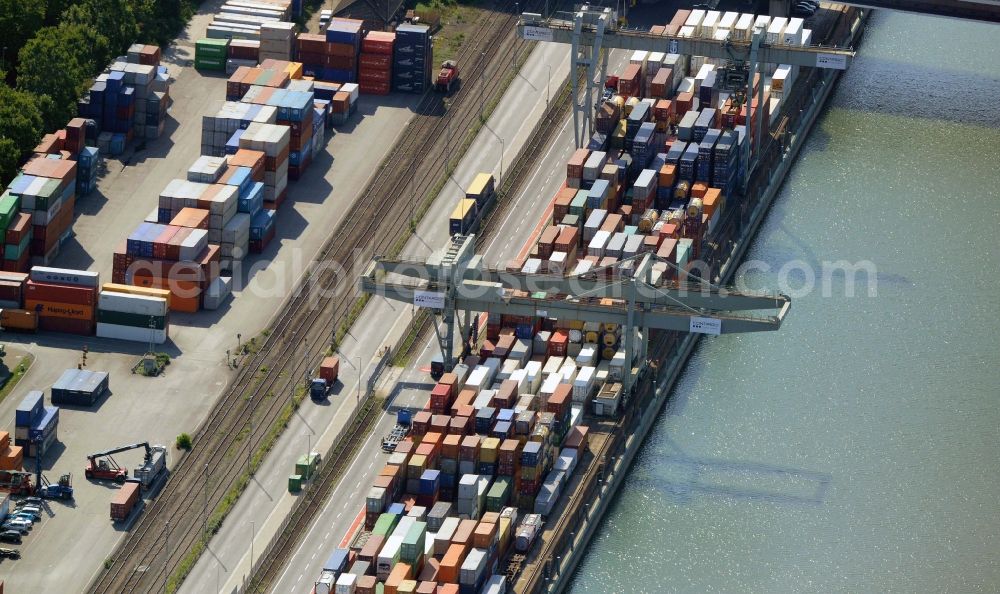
[16,505,41,516]
[16,497,42,507]
[0,522,29,535]
[0,547,20,559]
[0,531,22,544]
[12,510,40,522]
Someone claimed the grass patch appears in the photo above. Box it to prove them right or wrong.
[165,385,308,593]
[0,355,33,406]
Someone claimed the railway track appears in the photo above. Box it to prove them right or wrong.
[88,4,540,592]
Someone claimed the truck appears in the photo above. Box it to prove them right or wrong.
[435,60,459,92]
[381,409,412,452]
[110,481,140,522]
[430,354,445,380]
[311,356,340,401]
[314,548,349,594]
[36,473,74,500]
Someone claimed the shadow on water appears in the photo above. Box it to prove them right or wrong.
[637,437,833,507]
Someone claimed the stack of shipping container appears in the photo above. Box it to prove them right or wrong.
[77,45,171,155]
[392,24,433,94]
[25,266,100,335]
[14,391,58,460]
[260,21,296,62]
[323,18,364,83]
[358,31,395,96]
[205,0,295,42]
[196,38,230,71]
[0,431,22,471]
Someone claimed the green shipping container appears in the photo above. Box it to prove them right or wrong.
[486,477,511,512]
[570,191,588,217]
[400,521,427,563]
[32,179,62,210]
[195,38,229,57]
[4,234,31,260]
[96,309,168,330]
[195,59,226,71]
[288,474,302,493]
[372,513,398,537]
[295,453,320,480]
[0,194,20,232]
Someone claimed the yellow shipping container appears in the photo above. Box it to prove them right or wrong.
[480,437,500,463]
[102,283,173,310]
[285,62,303,79]
[465,173,495,200]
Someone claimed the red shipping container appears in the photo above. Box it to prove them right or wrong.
[618,63,641,97]
[25,280,96,306]
[359,53,391,69]
[39,316,94,336]
[361,31,395,56]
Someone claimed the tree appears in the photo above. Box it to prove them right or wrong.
[17,24,105,130]
[0,83,44,186]
[0,0,47,75]
[0,138,21,189]
[62,0,140,60]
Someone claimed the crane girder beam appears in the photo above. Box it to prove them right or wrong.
[361,279,789,333]
[517,20,855,69]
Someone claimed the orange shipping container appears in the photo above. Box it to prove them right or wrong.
[170,207,210,230]
[25,300,94,321]
[0,445,23,471]
[0,309,38,331]
[0,431,8,450]
[452,519,477,546]
[385,562,412,594]
[473,522,498,548]
[438,543,466,583]
[437,584,459,594]
[702,188,722,218]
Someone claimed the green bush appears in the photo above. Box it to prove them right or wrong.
[175,433,193,450]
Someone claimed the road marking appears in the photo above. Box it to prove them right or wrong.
[337,512,342,519]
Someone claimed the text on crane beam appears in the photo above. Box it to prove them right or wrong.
[689,317,722,335]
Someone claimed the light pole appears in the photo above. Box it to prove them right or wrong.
[444,98,453,171]
[250,520,255,572]
[356,356,362,403]
[484,126,505,187]
[202,463,209,534]
[546,64,552,107]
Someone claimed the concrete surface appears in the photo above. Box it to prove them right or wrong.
[0,0,425,589]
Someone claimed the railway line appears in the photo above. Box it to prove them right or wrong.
[87,3,541,591]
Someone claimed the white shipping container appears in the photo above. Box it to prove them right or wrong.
[458,474,480,499]
[753,15,771,35]
[558,362,577,384]
[481,358,500,384]
[576,344,597,367]
[701,10,720,36]
[766,17,788,44]
[521,258,543,275]
[98,292,168,317]
[684,9,706,35]
[434,517,461,555]
[783,17,803,45]
[465,367,489,393]
[179,229,209,261]
[719,11,737,31]
[583,208,607,240]
[203,276,233,311]
[540,373,561,403]
[31,266,100,288]
[500,358,520,382]
[96,323,168,344]
[460,548,488,585]
[523,360,542,393]
[588,230,611,258]
[509,369,529,394]
[473,389,495,411]
[542,356,564,376]
[483,575,507,594]
[376,534,404,580]
[573,366,596,400]
[335,572,356,594]
[572,260,593,276]
[734,13,754,40]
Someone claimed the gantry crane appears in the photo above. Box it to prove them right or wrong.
[517,7,857,185]
[361,235,790,395]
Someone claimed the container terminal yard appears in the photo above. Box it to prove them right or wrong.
[0,0,995,592]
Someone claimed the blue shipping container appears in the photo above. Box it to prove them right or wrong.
[15,391,44,427]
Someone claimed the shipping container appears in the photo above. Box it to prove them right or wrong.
[111,482,140,521]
